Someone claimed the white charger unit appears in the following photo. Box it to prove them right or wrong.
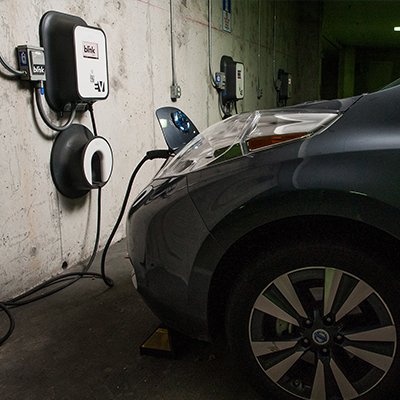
[40,11,109,112]
[235,62,244,100]
[74,26,108,100]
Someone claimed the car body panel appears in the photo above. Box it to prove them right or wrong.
[126,175,215,337]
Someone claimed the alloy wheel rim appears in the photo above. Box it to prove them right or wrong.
[248,267,397,400]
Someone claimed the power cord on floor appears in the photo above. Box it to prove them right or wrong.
[0,187,104,345]
[0,149,171,346]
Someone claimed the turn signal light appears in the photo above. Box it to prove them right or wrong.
[247,132,308,151]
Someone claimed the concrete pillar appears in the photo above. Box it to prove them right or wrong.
[338,46,356,98]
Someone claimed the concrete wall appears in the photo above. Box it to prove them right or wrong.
[0,0,322,299]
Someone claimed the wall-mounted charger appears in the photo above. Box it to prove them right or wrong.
[39,11,109,112]
[220,55,244,106]
[277,68,292,101]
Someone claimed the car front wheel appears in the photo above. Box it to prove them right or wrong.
[226,242,399,400]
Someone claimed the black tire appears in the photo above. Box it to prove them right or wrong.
[225,242,400,400]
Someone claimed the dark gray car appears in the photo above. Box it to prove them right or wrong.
[127,83,400,400]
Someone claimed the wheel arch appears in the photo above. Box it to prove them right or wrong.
[206,190,400,340]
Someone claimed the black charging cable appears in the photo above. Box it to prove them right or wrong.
[0,187,104,345]
[0,50,26,76]
[87,103,98,136]
[100,149,171,286]
[34,82,77,132]
[0,149,171,346]
[0,303,15,346]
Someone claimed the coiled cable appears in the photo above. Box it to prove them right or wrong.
[0,187,106,345]
[0,149,170,345]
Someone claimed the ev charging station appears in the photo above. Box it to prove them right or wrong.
[214,55,245,118]
[0,10,182,348]
[219,55,244,106]
[0,10,117,345]
[276,68,292,106]
[36,11,113,199]
[0,7,241,351]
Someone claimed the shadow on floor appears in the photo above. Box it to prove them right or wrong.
[0,239,264,400]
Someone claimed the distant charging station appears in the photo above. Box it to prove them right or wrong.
[220,55,244,106]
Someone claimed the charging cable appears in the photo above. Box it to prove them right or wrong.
[0,303,15,345]
[0,187,104,345]
[34,82,77,132]
[0,149,171,345]
[0,51,26,76]
[1,48,171,343]
[100,149,171,286]
[1,51,76,131]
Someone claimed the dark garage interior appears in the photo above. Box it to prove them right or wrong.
[2,1,400,399]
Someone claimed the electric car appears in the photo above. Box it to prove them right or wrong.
[126,81,400,400]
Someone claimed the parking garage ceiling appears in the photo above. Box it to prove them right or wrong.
[322,0,400,51]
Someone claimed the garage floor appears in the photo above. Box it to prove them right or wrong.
[0,239,264,400]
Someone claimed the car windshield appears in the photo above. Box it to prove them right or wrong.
[379,77,400,91]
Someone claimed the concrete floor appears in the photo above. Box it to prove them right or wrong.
[0,239,264,400]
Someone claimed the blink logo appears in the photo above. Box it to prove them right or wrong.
[33,65,45,75]
[83,41,99,59]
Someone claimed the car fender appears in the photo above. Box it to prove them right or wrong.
[188,188,400,339]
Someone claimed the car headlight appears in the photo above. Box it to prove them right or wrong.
[244,111,339,152]
[155,109,340,179]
